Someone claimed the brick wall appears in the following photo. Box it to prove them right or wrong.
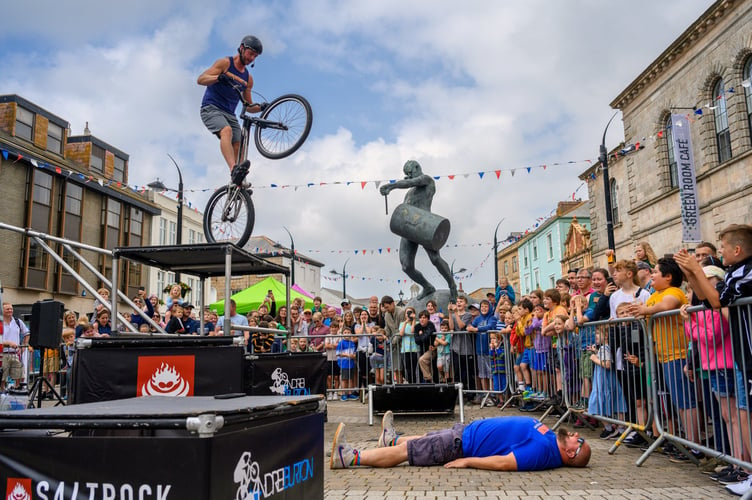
[0,102,14,134]
[65,141,91,168]
[33,114,48,149]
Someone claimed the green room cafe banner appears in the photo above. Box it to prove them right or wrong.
[670,114,701,243]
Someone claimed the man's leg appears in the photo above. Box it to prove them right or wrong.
[218,126,237,170]
[331,421,424,469]
[399,240,434,298]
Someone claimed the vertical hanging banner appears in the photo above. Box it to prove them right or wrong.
[670,114,701,243]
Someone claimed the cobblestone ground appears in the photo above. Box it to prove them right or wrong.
[324,397,735,499]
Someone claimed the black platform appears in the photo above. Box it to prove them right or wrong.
[0,395,324,499]
[370,383,459,415]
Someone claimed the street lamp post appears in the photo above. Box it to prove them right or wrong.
[281,226,295,286]
[397,290,405,306]
[493,217,506,290]
[599,112,619,263]
[329,258,350,299]
[450,259,467,278]
[148,153,184,282]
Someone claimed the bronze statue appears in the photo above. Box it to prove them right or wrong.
[380,160,457,300]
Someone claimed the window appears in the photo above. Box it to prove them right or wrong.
[59,183,83,293]
[91,144,105,174]
[169,221,177,245]
[104,198,121,250]
[533,269,540,289]
[549,275,556,288]
[512,256,518,273]
[546,233,554,261]
[157,271,166,299]
[610,178,619,224]
[113,155,126,183]
[665,115,678,188]
[26,171,53,288]
[713,78,732,163]
[159,218,167,246]
[523,250,528,269]
[126,207,143,297]
[46,122,63,154]
[15,106,34,141]
[745,58,752,136]
[532,242,538,261]
[503,261,509,275]
[189,229,197,244]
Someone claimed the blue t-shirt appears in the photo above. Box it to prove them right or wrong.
[200,56,250,114]
[336,339,356,369]
[461,417,563,471]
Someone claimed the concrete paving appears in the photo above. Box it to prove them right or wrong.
[323,397,735,499]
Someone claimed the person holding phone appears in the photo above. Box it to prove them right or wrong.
[399,307,419,383]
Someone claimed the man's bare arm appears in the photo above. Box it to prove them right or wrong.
[444,453,517,471]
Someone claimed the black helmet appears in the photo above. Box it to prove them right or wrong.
[240,35,263,55]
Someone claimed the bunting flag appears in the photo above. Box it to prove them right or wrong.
[1,145,591,210]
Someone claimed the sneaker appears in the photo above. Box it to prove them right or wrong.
[623,432,647,448]
[709,465,735,479]
[599,428,614,439]
[725,476,752,496]
[718,468,749,485]
[378,410,397,448]
[340,394,348,402]
[231,160,250,186]
[573,418,586,428]
[330,423,355,469]
[347,393,359,400]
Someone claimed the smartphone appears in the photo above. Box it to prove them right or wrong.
[138,286,145,291]
[606,277,615,286]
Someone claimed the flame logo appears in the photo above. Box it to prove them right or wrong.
[141,362,190,397]
[7,482,30,500]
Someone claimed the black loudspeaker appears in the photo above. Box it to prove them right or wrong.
[29,299,65,348]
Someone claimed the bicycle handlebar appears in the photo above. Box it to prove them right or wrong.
[217,73,268,113]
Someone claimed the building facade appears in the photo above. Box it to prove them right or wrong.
[0,94,160,317]
[581,0,752,263]
[517,202,589,295]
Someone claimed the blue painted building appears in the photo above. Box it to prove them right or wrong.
[517,202,590,295]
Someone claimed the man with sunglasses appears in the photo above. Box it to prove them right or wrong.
[198,35,269,186]
[331,411,591,471]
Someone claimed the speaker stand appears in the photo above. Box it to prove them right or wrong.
[27,363,65,409]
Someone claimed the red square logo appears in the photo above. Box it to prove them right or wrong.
[6,478,31,500]
[136,355,195,397]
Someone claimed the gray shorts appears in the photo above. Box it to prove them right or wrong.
[200,105,241,143]
[407,423,465,466]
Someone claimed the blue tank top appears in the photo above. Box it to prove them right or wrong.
[201,56,250,114]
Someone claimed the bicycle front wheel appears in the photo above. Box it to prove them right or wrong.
[203,185,255,247]
[254,94,312,159]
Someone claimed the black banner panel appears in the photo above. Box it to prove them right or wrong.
[71,345,245,404]
[0,397,324,499]
[246,353,327,397]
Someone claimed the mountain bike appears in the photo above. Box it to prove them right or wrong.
[203,81,312,247]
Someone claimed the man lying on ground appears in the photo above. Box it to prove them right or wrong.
[330,411,591,470]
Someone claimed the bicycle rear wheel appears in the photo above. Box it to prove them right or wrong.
[203,185,255,247]
[254,94,312,159]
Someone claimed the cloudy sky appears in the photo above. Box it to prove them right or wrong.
[2,0,712,299]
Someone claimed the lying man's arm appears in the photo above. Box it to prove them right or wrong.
[444,453,517,471]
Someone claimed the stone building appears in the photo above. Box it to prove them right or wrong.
[0,94,160,317]
[581,0,752,263]
[561,216,593,276]
[495,232,523,298]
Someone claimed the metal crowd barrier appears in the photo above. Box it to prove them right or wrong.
[637,298,752,473]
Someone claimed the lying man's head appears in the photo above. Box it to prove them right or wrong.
[557,428,591,467]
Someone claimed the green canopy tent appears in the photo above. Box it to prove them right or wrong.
[209,276,315,315]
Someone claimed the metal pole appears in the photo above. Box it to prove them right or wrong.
[168,154,184,282]
[493,218,505,289]
[282,226,295,286]
[600,112,618,263]
[342,258,349,299]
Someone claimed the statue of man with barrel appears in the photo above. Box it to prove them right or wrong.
[380,160,457,300]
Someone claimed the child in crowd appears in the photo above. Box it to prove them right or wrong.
[337,327,358,401]
[138,323,150,333]
[251,321,274,354]
[165,304,186,334]
[91,287,110,321]
[434,320,452,383]
[489,332,506,406]
[516,299,535,405]
[370,327,387,385]
[58,328,76,399]
[298,337,312,353]
[530,304,549,399]
[588,329,627,439]
[92,309,112,336]
[289,338,300,352]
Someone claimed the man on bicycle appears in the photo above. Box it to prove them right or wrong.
[198,35,267,186]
